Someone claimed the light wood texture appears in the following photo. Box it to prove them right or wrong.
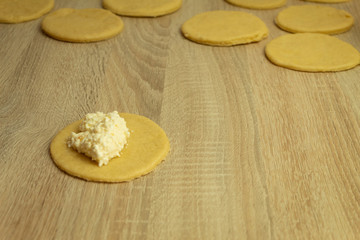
[1,0,359,239]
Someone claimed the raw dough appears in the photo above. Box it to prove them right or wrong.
[225,0,286,10]
[41,8,123,43]
[276,5,353,34]
[50,113,170,182]
[301,0,349,3]
[181,11,268,46]
[0,0,54,23]
[102,0,182,17]
[265,33,360,72]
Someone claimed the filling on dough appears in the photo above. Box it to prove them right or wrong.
[67,111,130,167]
[51,113,170,182]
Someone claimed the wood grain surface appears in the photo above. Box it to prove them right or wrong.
[1,0,360,239]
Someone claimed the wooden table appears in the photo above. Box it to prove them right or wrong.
[1,0,359,239]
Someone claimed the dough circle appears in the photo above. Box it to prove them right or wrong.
[41,8,123,43]
[301,0,349,3]
[265,33,360,72]
[102,0,182,17]
[225,0,286,10]
[276,5,353,34]
[181,11,268,46]
[50,113,170,182]
[0,0,54,23]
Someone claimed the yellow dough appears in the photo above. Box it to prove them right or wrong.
[0,0,54,23]
[276,5,353,34]
[265,33,360,72]
[41,8,123,43]
[301,0,349,3]
[225,0,286,10]
[102,0,182,17]
[181,11,268,46]
[50,113,170,182]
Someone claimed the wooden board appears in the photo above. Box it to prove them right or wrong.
[1,0,359,239]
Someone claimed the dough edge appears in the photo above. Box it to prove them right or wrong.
[0,0,54,23]
[225,0,287,10]
[275,5,354,34]
[41,8,124,43]
[102,0,182,17]
[181,11,269,46]
[265,33,360,72]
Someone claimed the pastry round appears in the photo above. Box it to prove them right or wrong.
[181,11,268,46]
[41,8,123,43]
[265,33,360,72]
[50,113,170,182]
[225,0,286,10]
[301,0,349,3]
[0,0,54,23]
[102,0,182,17]
[276,5,353,34]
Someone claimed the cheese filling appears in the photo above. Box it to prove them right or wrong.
[67,111,130,167]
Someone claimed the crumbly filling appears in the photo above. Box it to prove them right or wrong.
[67,111,130,167]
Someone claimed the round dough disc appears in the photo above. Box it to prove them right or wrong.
[41,8,124,43]
[102,0,182,17]
[181,11,268,46]
[50,113,170,182]
[301,0,349,3]
[225,0,286,10]
[265,33,360,72]
[0,0,54,23]
[276,5,353,34]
